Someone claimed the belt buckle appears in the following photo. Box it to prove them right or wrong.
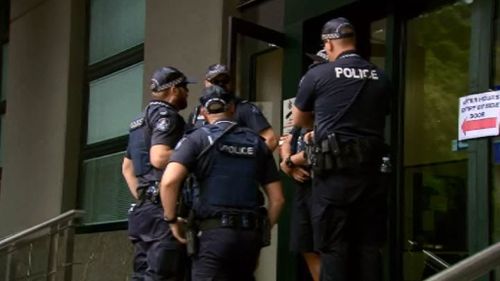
[240,214,255,229]
[221,214,236,228]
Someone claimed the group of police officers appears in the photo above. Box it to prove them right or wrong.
[122,16,391,281]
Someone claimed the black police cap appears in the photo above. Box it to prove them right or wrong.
[306,49,328,63]
[321,17,355,41]
[199,85,234,114]
[150,66,195,92]
[205,64,230,84]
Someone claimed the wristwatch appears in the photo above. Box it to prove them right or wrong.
[285,155,295,168]
[163,215,178,224]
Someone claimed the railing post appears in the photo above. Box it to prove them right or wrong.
[5,244,15,281]
[63,219,76,281]
[47,225,60,281]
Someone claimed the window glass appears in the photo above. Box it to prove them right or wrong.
[402,3,471,280]
[0,115,4,166]
[80,152,133,224]
[89,0,145,64]
[491,4,500,275]
[87,62,143,144]
[1,43,7,101]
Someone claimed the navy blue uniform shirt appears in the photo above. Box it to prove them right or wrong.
[187,98,271,133]
[294,51,390,142]
[170,119,279,217]
[126,100,185,186]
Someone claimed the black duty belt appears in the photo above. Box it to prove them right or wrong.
[198,213,261,231]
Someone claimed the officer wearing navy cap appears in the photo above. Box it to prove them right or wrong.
[293,17,391,281]
[187,64,278,151]
[278,49,327,281]
[122,66,194,281]
[159,85,285,280]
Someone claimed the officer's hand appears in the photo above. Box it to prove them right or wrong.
[169,220,187,244]
[290,167,310,183]
[279,134,291,146]
[304,131,315,144]
[280,160,293,175]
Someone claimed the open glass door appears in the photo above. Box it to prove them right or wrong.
[227,17,285,281]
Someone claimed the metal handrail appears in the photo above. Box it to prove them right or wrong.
[423,249,450,270]
[0,209,84,250]
[424,242,500,281]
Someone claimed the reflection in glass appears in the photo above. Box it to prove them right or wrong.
[81,152,132,224]
[89,0,145,64]
[87,62,143,144]
[403,2,471,280]
[1,43,7,101]
[370,19,386,69]
[0,116,4,167]
[492,3,500,266]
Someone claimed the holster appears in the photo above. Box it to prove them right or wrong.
[178,175,198,218]
[186,210,198,256]
[258,208,271,248]
[137,182,160,206]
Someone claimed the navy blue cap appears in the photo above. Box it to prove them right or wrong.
[321,17,355,40]
[199,85,233,113]
[205,64,230,83]
[306,49,328,63]
[150,66,195,92]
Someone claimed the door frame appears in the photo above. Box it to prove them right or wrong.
[226,16,291,281]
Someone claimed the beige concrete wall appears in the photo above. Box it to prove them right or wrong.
[144,0,225,119]
[240,0,285,32]
[0,0,85,237]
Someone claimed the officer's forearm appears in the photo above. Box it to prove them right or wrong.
[260,127,278,152]
[265,181,285,226]
[122,157,139,199]
[279,135,292,160]
[160,162,189,219]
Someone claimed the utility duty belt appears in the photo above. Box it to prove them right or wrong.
[137,182,160,205]
[185,208,271,256]
[199,213,261,231]
[306,132,387,176]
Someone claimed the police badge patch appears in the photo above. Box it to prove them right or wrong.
[156,118,170,131]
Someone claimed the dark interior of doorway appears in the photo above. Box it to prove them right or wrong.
[301,2,388,73]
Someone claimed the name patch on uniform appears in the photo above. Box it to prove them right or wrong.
[218,143,255,157]
[129,118,144,130]
[334,67,379,80]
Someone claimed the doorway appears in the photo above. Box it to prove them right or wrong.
[227,16,285,281]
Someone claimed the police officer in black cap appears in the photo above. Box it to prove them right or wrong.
[159,85,285,281]
[293,17,391,281]
[187,64,278,151]
[278,49,327,281]
[122,66,194,281]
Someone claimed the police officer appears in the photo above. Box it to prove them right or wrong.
[292,18,391,281]
[159,85,285,281]
[187,64,278,151]
[122,66,193,281]
[279,50,327,281]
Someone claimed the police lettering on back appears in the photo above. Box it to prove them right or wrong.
[334,67,379,80]
[219,143,255,156]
